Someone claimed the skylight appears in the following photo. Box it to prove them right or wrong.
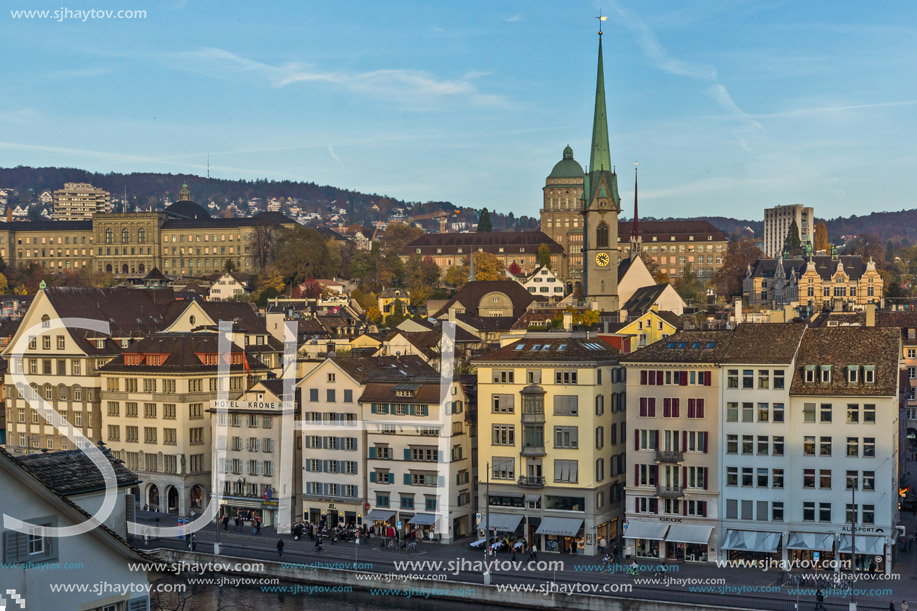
[515,344,525,350]
[557,344,567,351]
[531,344,541,351]
[677,342,687,349]
[705,342,715,349]
[691,342,701,349]
[541,345,551,351]
[667,342,676,349]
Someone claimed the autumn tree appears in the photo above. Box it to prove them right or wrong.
[383,300,409,328]
[249,223,278,273]
[813,221,829,253]
[272,225,334,286]
[712,237,763,297]
[537,243,552,268]
[380,223,424,256]
[445,252,505,287]
[406,255,441,305]
[507,262,523,277]
[0,272,8,294]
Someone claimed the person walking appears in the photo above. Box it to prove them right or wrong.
[528,544,538,562]
[901,601,909,611]
[222,515,229,532]
[598,536,607,557]
[814,588,826,611]
[890,601,897,611]
[190,534,197,552]
[612,544,619,565]
[277,539,284,558]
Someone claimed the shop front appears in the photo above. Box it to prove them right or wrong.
[838,534,887,573]
[664,524,713,562]
[624,521,669,560]
[366,509,396,533]
[306,503,361,528]
[722,530,782,563]
[408,513,439,541]
[479,513,524,541]
[787,532,836,567]
[597,518,619,546]
[536,517,585,554]
[221,497,279,526]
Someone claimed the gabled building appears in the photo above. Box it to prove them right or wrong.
[207,271,251,301]
[431,280,536,344]
[400,232,564,278]
[519,265,565,301]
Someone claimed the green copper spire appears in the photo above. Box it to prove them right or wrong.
[589,36,612,174]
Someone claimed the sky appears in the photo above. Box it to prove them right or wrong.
[1,1,916,221]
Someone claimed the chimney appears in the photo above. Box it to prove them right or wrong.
[563,311,573,331]
[734,298,743,325]
[866,303,876,327]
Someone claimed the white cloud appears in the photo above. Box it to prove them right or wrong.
[169,47,511,110]
[505,14,522,23]
[328,144,343,168]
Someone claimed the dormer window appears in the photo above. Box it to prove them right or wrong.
[820,365,832,384]
[121,339,129,348]
[847,365,859,384]
[95,339,105,349]
[804,365,816,383]
[864,365,876,384]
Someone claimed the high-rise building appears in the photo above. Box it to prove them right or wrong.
[763,204,814,257]
[52,182,111,221]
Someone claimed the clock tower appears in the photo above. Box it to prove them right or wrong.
[581,28,621,312]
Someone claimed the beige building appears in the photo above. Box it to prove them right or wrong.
[540,145,585,284]
[621,330,731,563]
[53,182,111,221]
[474,334,626,556]
[620,221,728,281]
[764,204,814,257]
[100,333,268,516]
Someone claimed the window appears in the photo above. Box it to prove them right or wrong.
[847,437,858,457]
[757,403,769,422]
[804,468,815,488]
[773,403,784,422]
[726,402,738,422]
[554,395,578,416]
[758,370,769,389]
[492,394,514,413]
[741,467,753,487]
[553,460,578,483]
[820,366,832,383]
[864,366,876,384]
[726,434,738,454]
[773,469,784,489]
[742,403,753,422]
[862,504,875,524]
[863,437,875,457]
[864,404,876,423]
[555,370,578,385]
[492,425,515,446]
[819,436,831,456]
[742,370,754,389]
[803,502,815,521]
[803,436,815,456]
[819,469,831,489]
[757,468,768,487]
[863,471,875,490]
[757,435,769,455]
[344,389,353,403]
[847,404,860,423]
[819,502,832,522]
[492,457,514,479]
[803,403,816,423]
[773,370,785,389]
[727,369,738,388]
[772,502,784,521]
[554,426,578,449]
[493,370,514,384]
[741,435,753,455]
[819,403,832,422]
[726,467,737,486]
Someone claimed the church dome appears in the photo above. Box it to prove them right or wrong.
[547,145,584,180]
[164,183,211,220]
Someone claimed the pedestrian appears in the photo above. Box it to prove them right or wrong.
[528,544,538,562]
[814,588,825,611]
[612,545,619,565]
[222,515,229,532]
[598,536,606,556]
[235,515,241,532]
[190,534,197,552]
[256,517,262,535]
[870,560,877,574]
[890,601,897,611]
[902,601,909,611]
[277,539,284,558]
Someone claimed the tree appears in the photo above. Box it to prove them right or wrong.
[248,224,278,273]
[640,252,669,284]
[783,219,801,252]
[445,252,505,287]
[477,208,493,232]
[272,225,334,286]
[384,300,409,328]
[673,264,705,303]
[0,272,7,294]
[223,258,237,272]
[814,221,829,253]
[712,237,763,297]
[537,243,552,268]
[380,223,424,256]
[507,262,523,277]
[258,266,286,295]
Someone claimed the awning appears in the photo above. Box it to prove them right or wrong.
[624,521,669,541]
[665,524,713,545]
[722,530,781,553]
[536,517,584,537]
[483,513,524,532]
[409,513,438,526]
[490,492,524,499]
[838,535,884,555]
[366,509,395,521]
[787,532,835,552]
[525,494,541,502]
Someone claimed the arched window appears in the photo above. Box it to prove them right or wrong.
[596,222,609,248]
[105,228,113,244]
[122,228,130,243]
[137,227,146,243]
[41,314,50,328]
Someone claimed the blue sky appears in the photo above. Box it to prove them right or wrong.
[1,1,916,221]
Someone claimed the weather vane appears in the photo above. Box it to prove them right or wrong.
[597,13,607,36]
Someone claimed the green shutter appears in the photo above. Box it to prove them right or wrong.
[403,448,411,461]
[438,450,443,462]
[403,473,411,485]
[370,472,377,483]
[369,446,377,459]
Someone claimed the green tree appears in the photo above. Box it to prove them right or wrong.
[477,208,493,232]
[223,258,237,272]
[384,300,409,328]
[273,225,333,286]
[673,264,704,303]
[381,223,425,256]
[712,237,763,297]
[537,243,552,268]
[783,219,801,252]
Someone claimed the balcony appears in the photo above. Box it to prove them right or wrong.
[520,445,546,457]
[655,449,685,463]
[656,485,684,498]
[521,411,546,424]
[517,476,545,488]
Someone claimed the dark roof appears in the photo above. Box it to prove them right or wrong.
[749,255,871,282]
[402,231,563,256]
[621,330,732,364]
[617,220,726,242]
[0,220,92,232]
[622,284,668,315]
[0,319,20,337]
[162,300,265,333]
[100,333,268,373]
[164,200,211,220]
[143,267,170,282]
[790,326,900,396]
[16,449,140,495]
[330,355,438,384]
[722,323,806,364]
[432,280,534,319]
[475,336,620,363]
[656,310,682,330]
[454,313,519,332]
[359,382,444,404]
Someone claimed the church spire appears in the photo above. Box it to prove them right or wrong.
[631,162,640,259]
[589,33,612,174]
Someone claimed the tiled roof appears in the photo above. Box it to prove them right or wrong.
[656,310,682,329]
[359,382,444,404]
[100,333,268,373]
[475,336,620,363]
[617,220,726,241]
[749,255,871,282]
[330,355,438,384]
[402,231,563,256]
[722,323,806,364]
[454,313,519,332]
[622,284,668,315]
[790,326,900,396]
[621,330,732,363]
[432,280,534,319]
[16,448,140,495]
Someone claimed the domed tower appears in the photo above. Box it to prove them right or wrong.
[540,145,585,286]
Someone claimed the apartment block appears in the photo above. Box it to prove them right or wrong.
[764,204,814,257]
[52,182,111,221]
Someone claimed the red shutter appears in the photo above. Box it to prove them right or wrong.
[702,432,709,454]
[649,398,656,417]
[673,398,680,418]
[641,370,647,385]
[653,465,659,488]
[687,398,695,419]
[697,399,705,418]
[682,430,687,450]
[682,466,688,487]
[634,429,640,451]
[653,430,659,448]
[680,371,688,386]
[701,501,707,517]
[683,499,688,516]
[703,467,709,489]
[663,398,669,418]
[657,370,664,385]
[634,464,639,486]
[639,397,646,417]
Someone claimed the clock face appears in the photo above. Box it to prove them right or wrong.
[595,252,610,267]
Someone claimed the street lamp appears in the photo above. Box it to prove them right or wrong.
[484,461,492,585]
[849,475,857,610]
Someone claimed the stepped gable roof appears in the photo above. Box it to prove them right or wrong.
[329,355,437,384]
[476,336,620,363]
[432,280,534,319]
[100,332,267,373]
[16,449,140,495]
[722,323,806,364]
[790,326,900,396]
[621,330,732,364]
